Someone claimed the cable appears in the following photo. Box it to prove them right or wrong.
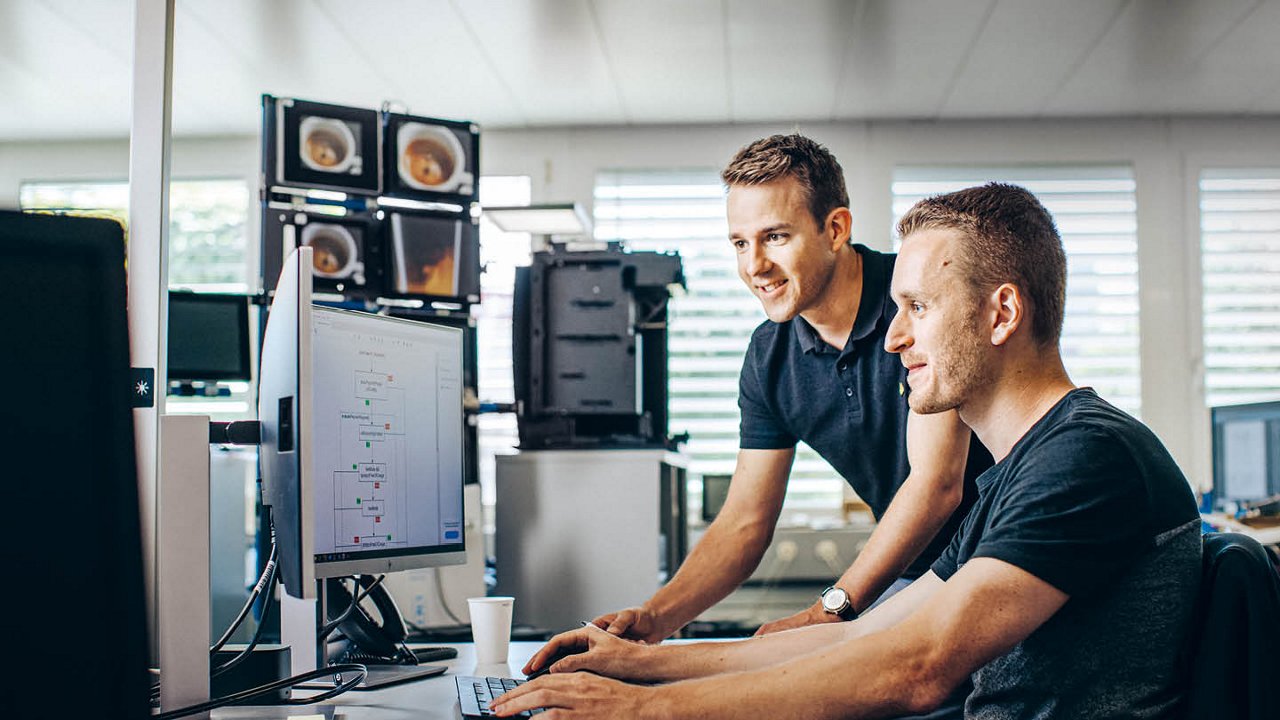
[433,567,466,625]
[152,663,368,720]
[211,544,280,678]
[318,574,386,640]
[211,541,278,655]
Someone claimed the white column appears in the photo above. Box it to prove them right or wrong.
[158,415,211,713]
[128,0,175,654]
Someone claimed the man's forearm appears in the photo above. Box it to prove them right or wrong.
[638,621,854,682]
[649,624,944,720]
[644,516,772,636]
[835,471,960,613]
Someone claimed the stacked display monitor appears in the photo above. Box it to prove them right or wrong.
[259,95,481,308]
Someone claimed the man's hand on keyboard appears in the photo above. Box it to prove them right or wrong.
[522,625,652,681]
[490,672,654,719]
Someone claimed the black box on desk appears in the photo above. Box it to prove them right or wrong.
[211,644,291,704]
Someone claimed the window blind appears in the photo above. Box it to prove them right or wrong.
[1199,169,1280,407]
[892,167,1142,417]
[594,169,846,515]
[475,176,533,505]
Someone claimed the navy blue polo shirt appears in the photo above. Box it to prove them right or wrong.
[738,244,992,579]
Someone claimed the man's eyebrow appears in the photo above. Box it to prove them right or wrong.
[760,223,793,234]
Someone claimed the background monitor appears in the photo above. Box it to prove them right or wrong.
[1,211,150,718]
[260,247,467,600]
[167,291,251,382]
[1211,400,1280,507]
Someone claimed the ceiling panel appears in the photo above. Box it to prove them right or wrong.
[0,0,132,139]
[726,0,853,122]
[591,0,728,124]
[1044,0,1265,116]
[172,0,403,133]
[2,0,1280,142]
[940,0,1129,118]
[308,0,525,127]
[1160,0,1280,114]
[832,0,997,119]
[451,0,624,126]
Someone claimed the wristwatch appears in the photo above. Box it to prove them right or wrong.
[820,585,858,621]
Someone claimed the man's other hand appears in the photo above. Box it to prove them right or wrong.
[753,602,840,636]
[589,605,665,643]
[522,625,653,682]
[492,672,660,719]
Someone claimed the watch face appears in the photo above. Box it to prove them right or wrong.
[822,587,848,612]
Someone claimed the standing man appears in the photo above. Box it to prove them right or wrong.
[593,135,993,642]
[498,183,1201,720]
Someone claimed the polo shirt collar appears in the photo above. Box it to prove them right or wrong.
[794,244,890,354]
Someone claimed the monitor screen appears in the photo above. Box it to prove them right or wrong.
[1211,400,1280,506]
[310,306,465,576]
[167,292,251,382]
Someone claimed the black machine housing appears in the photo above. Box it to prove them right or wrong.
[513,243,684,448]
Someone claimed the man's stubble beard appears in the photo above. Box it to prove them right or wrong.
[909,311,992,416]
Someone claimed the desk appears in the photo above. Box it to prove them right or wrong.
[1200,513,1280,546]
[213,642,543,719]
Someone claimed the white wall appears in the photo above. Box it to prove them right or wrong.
[5,115,1280,488]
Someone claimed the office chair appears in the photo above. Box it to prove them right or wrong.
[1183,532,1280,720]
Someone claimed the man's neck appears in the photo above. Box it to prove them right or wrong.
[800,248,863,350]
[959,352,1076,462]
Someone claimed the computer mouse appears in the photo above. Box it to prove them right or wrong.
[524,647,581,680]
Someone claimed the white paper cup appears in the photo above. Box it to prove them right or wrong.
[468,596,514,664]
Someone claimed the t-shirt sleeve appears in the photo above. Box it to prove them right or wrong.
[930,531,962,581]
[737,349,796,450]
[966,426,1150,598]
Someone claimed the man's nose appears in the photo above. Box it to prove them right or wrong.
[744,244,770,277]
[885,311,911,354]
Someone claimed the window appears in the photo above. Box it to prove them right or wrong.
[476,176,533,505]
[20,179,253,292]
[892,167,1142,417]
[1199,169,1280,407]
[594,170,846,516]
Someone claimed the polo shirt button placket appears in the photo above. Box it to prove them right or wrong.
[845,387,853,398]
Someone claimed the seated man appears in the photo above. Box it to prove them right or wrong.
[492,183,1202,720]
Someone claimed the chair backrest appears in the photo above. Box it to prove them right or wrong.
[1183,532,1280,720]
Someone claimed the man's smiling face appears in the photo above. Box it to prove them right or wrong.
[885,226,994,414]
[727,176,840,324]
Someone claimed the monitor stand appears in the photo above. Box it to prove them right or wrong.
[295,662,447,691]
[286,581,461,692]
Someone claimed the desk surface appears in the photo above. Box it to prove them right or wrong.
[212,642,544,719]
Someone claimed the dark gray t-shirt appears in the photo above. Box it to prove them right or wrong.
[932,388,1201,719]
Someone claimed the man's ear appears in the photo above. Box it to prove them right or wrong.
[990,283,1024,346]
[826,207,853,252]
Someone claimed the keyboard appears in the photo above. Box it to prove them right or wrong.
[456,676,545,718]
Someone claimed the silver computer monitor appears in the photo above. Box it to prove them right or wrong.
[1211,400,1280,508]
[260,247,466,600]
